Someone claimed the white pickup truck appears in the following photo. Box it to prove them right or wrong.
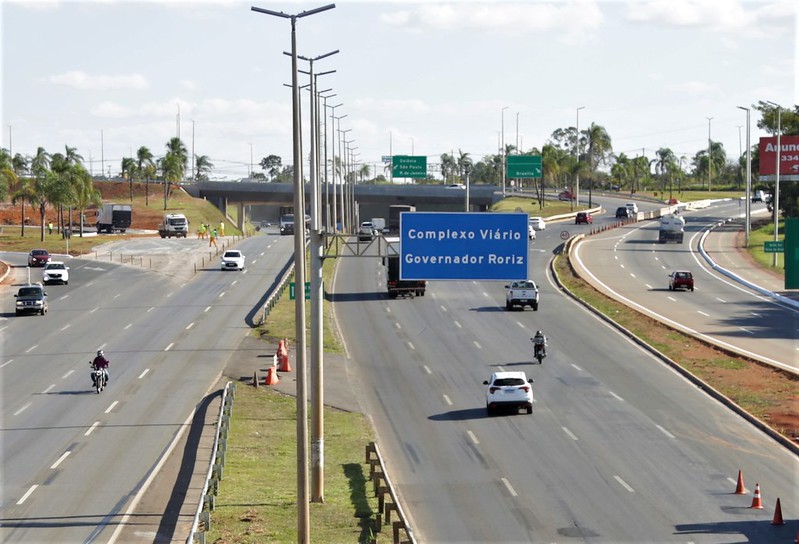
[505,280,539,311]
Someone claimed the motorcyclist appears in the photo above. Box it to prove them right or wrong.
[532,330,547,358]
[91,350,110,386]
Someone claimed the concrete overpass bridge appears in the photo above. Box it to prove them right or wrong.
[184,181,504,231]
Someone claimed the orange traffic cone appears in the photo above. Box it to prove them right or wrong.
[734,470,746,494]
[771,498,784,525]
[277,339,292,372]
[265,366,279,385]
[750,483,763,509]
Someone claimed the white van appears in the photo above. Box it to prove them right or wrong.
[625,202,639,215]
[752,190,765,203]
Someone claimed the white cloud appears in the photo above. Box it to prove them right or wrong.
[47,70,149,91]
[666,80,720,95]
[91,101,135,118]
[625,0,794,34]
[380,1,604,36]
[181,80,197,90]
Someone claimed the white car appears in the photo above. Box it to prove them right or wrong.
[484,371,534,415]
[42,261,69,285]
[625,202,639,214]
[529,217,546,230]
[358,221,376,242]
[220,250,245,271]
[528,224,537,241]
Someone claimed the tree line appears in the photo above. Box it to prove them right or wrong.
[0,137,215,240]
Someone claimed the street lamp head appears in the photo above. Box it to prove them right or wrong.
[737,105,750,111]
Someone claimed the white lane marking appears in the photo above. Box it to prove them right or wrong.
[0,359,14,369]
[98,343,107,350]
[123,323,132,330]
[473,341,482,349]
[85,421,100,436]
[147,307,156,313]
[42,384,55,394]
[105,401,119,413]
[497,365,505,372]
[740,327,754,335]
[726,477,738,487]
[205,306,211,312]
[454,320,462,328]
[138,369,150,379]
[113,293,120,299]
[17,485,38,505]
[231,280,238,286]
[50,451,71,469]
[260,252,265,256]
[516,321,525,329]
[717,298,727,303]
[186,322,195,330]
[60,324,71,331]
[620,264,625,269]
[751,311,761,317]
[219,291,225,298]
[440,305,447,312]
[614,475,635,492]
[242,270,248,274]
[656,425,675,439]
[25,344,38,353]
[609,391,624,401]
[442,394,453,406]
[58,294,69,301]
[0,326,6,332]
[698,310,710,317]
[14,402,31,416]
[165,343,174,351]
[90,307,98,313]
[467,430,480,445]
[407,341,415,350]
[645,284,652,289]
[63,369,74,379]
[667,296,676,302]
[500,478,518,497]
[394,322,402,330]
[385,307,392,313]
[562,427,579,441]
[423,365,431,374]
[571,363,582,371]
[630,273,636,278]
[483,291,489,297]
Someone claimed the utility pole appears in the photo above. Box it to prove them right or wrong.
[706,117,713,191]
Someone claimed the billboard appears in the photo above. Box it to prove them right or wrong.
[399,212,528,281]
[758,136,799,176]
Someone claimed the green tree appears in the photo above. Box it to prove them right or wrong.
[440,153,456,184]
[162,138,188,209]
[0,148,16,202]
[136,146,155,206]
[11,177,37,237]
[121,157,137,202]
[651,147,677,195]
[456,149,472,180]
[71,164,101,237]
[260,154,282,181]
[194,155,214,182]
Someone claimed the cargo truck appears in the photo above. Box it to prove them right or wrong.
[387,204,415,234]
[95,203,132,234]
[158,213,189,238]
[658,213,685,243]
[384,236,426,298]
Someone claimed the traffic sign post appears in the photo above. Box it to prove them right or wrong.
[764,240,784,253]
[290,281,311,300]
[392,155,427,178]
[506,155,542,178]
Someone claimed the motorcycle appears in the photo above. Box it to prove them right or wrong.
[91,363,107,394]
[531,339,546,364]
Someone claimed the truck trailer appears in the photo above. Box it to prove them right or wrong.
[387,204,416,234]
[384,236,426,298]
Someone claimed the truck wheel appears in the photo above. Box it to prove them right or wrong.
[527,406,533,415]
[160,234,166,238]
[532,302,538,311]
[506,301,512,311]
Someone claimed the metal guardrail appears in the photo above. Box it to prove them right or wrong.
[365,442,416,544]
[186,381,237,544]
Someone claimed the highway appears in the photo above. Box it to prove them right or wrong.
[0,234,293,543]
[570,199,798,374]
[332,217,798,543]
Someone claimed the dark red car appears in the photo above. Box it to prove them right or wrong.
[575,212,593,224]
[669,270,694,291]
[27,249,51,267]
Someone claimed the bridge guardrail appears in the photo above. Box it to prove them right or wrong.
[365,442,417,544]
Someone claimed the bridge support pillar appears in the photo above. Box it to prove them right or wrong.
[237,202,246,233]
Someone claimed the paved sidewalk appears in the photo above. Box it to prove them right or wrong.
[702,217,797,302]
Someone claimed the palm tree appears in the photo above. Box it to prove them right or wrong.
[12,153,29,177]
[48,153,79,236]
[162,138,188,209]
[136,146,155,206]
[64,145,84,166]
[456,149,472,179]
[11,178,37,237]
[194,155,214,181]
[71,164,101,237]
[440,153,456,184]
[121,157,136,201]
[0,150,16,202]
[651,147,677,196]
[29,147,54,241]
[583,123,613,197]
[610,153,632,191]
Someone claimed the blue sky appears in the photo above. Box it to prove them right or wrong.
[1,0,795,180]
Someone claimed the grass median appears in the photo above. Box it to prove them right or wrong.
[207,251,381,543]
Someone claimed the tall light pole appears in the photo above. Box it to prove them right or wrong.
[339,128,352,231]
[501,106,508,196]
[330,108,344,231]
[766,101,782,267]
[575,106,585,207]
[737,106,751,247]
[7,125,11,157]
[706,117,713,191]
[251,4,335,543]
[295,50,337,504]
[320,93,336,232]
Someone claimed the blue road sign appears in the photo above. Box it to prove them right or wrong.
[400,212,528,280]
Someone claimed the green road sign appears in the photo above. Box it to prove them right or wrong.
[392,155,427,178]
[764,240,784,253]
[289,281,311,300]
[785,218,798,289]
[507,155,542,178]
